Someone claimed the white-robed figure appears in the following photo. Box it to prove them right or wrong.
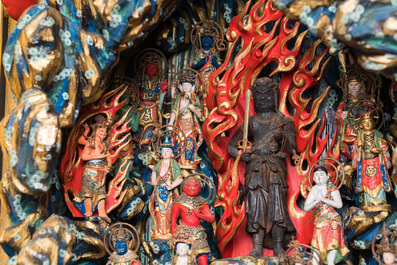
[304,166,349,265]
[169,78,203,169]
[173,242,195,265]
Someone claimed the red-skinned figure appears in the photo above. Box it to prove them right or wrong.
[171,177,215,265]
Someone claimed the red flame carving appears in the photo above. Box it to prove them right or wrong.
[60,85,133,217]
[203,0,337,257]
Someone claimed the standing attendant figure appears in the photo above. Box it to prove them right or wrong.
[148,135,183,238]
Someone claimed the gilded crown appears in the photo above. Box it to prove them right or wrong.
[377,235,397,254]
[134,48,167,76]
[198,24,218,38]
[337,65,382,101]
[111,227,131,243]
[160,134,174,152]
[173,69,203,96]
[139,54,163,71]
[183,176,202,187]
[178,72,197,84]
[104,223,140,256]
[191,20,226,52]
[357,109,378,120]
[376,226,397,254]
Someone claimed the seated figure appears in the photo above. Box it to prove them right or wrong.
[173,242,195,265]
[105,223,142,265]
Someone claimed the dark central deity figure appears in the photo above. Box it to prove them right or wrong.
[227,77,297,257]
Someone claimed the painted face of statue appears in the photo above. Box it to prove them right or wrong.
[201,36,213,50]
[183,180,201,197]
[176,243,190,256]
[145,64,158,77]
[96,127,108,140]
[348,81,361,97]
[253,89,275,113]
[360,118,375,131]
[313,170,328,185]
[180,82,195,97]
[115,240,128,255]
[161,147,173,159]
[383,252,396,265]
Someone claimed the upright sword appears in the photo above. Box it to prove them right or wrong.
[238,89,252,151]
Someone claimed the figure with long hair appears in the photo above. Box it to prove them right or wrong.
[73,115,112,219]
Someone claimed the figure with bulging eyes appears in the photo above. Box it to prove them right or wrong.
[171,177,215,265]
[106,238,141,265]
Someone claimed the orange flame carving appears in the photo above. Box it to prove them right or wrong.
[60,85,133,217]
[203,0,337,256]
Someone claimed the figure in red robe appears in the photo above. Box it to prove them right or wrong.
[352,111,392,211]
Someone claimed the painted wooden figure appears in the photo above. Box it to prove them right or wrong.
[304,166,349,265]
[73,115,112,219]
[172,177,215,265]
[148,135,183,239]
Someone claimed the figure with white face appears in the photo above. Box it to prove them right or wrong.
[383,251,396,265]
[173,243,194,265]
[304,166,349,265]
[373,233,397,265]
[148,134,183,239]
[169,80,203,169]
